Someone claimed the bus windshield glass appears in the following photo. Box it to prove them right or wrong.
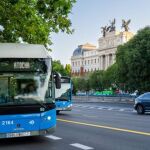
[55,77,71,101]
[0,58,52,105]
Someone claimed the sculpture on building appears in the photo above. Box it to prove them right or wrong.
[101,26,107,37]
[121,19,131,31]
[101,25,111,37]
[101,18,116,37]
[109,18,116,32]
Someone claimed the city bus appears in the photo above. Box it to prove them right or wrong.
[0,43,61,138]
[55,76,72,114]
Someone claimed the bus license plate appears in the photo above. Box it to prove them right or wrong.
[6,132,31,138]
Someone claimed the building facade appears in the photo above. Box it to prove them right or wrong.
[71,30,134,76]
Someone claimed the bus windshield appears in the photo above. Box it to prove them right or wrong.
[0,58,52,105]
[55,77,71,101]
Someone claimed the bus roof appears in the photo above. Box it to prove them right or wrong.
[0,43,51,58]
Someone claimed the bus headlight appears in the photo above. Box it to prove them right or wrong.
[68,104,72,108]
[43,116,51,121]
[47,116,51,120]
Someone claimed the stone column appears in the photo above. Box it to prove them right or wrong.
[105,55,109,70]
[112,54,116,64]
[102,55,105,70]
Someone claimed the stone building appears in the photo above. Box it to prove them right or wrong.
[71,30,134,76]
[98,31,134,70]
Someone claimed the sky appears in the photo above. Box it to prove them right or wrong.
[50,0,150,65]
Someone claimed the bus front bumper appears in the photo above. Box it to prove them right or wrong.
[56,104,72,111]
[0,126,56,139]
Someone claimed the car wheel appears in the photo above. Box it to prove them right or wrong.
[137,105,144,114]
[56,110,60,115]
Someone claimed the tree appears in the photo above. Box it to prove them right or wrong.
[0,0,76,49]
[89,70,104,91]
[65,64,71,76]
[71,77,90,95]
[52,60,67,76]
[103,63,118,90]
[116,26,150,93]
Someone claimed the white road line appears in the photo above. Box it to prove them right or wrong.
[108,108,113,110]
[46,135,62,140]
[70,143,94,150]
[119,108,125,111]
[89,107,94,109]
[98,107,103,109]
[81,106,90,108]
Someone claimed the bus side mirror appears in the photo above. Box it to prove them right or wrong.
[54,72,61,89]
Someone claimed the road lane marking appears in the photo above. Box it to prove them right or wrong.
[57,118,150,136]
[46,135,62,140]
[89,107,94,109]
[119,108,124,111]
[70,143,94,150]
[98,107,102,109]
[83,115,97,118]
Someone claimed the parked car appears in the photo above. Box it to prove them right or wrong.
[134,92,150,114]
[76,91,87,96]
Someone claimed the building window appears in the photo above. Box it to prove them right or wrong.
[91,59,93,64]
[88,60,90,64]
[85,60,86,65]
[95,59,96,63]
[78,61,80,66]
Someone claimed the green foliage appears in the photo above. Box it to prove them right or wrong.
[116,26,150,92]
[52,60,71,76]
[103,63,118,89]
[89,70,104,91]
[52,60,66,76]
[65,64,71,76]
[71,77,78,95]
[0,0,76,49]
[71,77,90,95]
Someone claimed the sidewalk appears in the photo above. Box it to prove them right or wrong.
[73,96,135,104]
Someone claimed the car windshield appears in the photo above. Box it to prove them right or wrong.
[138,93,150,99]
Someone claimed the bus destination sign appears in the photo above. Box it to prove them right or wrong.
[14,62,30,69]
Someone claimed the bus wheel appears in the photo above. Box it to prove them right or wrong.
[56,110,60,115]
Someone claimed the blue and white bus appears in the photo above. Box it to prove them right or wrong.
[55,76,72,114]
[0,43,61,138]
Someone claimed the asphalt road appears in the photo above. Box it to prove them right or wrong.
[1,102,150,150]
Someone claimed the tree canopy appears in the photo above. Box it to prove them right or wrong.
[0,0,76,49]
[52,60,71,76]
[116,26,150,92]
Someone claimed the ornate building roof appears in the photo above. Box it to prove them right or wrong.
[72,43,96,57]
